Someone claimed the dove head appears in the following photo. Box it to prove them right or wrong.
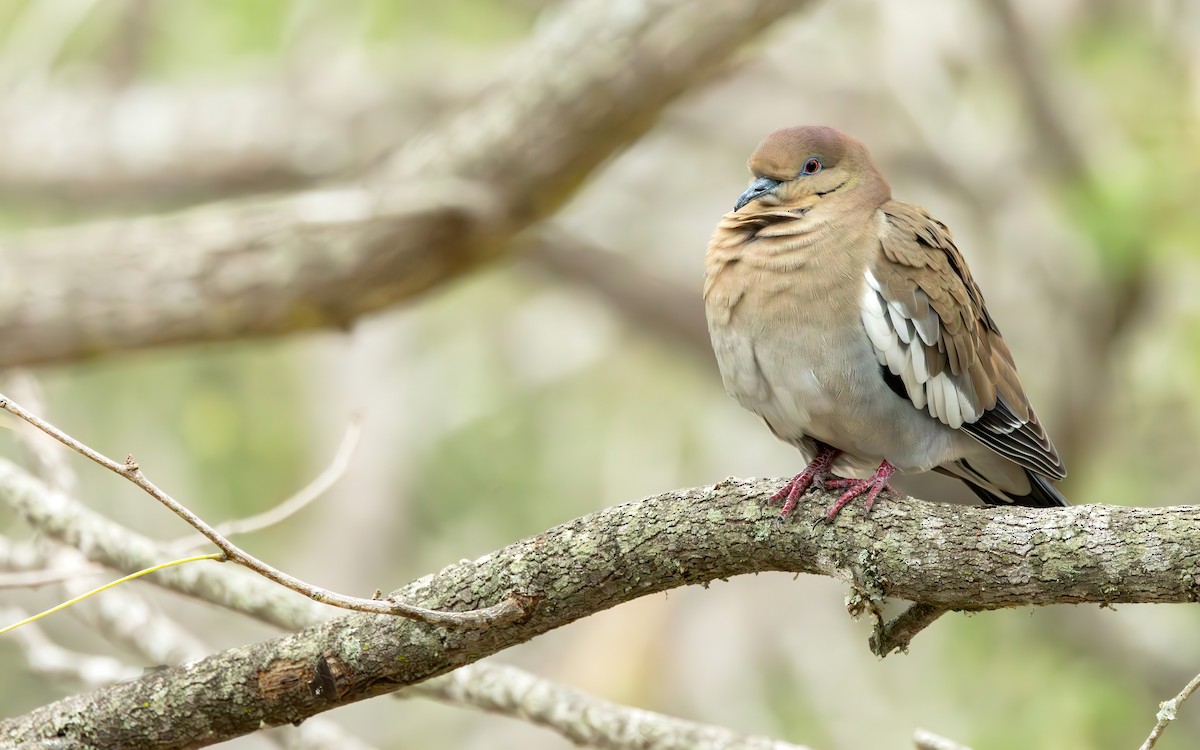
[733,126,890,213]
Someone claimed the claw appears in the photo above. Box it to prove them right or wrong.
[822,461,898,521]
[765,446,841,520]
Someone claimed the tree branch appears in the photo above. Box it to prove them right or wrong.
[3,478,1198,748]
[0,0,806,370]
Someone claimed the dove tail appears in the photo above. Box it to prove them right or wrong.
[951,460,1069,508]
[1019,471,1070,507]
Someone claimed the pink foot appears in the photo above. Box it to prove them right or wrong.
[766,446,841,520]
[821,460,899,521]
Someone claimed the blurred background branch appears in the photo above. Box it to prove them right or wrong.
[404,662,817,750]
[519,226,712,361]
[0,78,430,205]
[0,0,805,369]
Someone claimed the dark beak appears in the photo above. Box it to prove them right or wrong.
[733,177,782,212]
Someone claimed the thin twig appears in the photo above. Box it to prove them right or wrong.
[0,394,530,628]
[0,458,325,630]
[1139,670,1200,750]
[3,371,210,665]
[6,371,77,495]
[167,416,362,552]
[0,553,225,637]
[3,381,378,749]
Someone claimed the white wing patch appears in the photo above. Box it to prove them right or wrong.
[861,270,979,430]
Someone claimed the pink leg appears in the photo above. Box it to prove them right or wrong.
[766,446,842,520]
[822,460,899,521]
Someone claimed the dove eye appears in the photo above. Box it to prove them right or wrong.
[801,158,822,175]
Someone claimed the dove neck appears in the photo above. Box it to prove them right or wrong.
[710,203,878,272]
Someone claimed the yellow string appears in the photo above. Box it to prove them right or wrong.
[0,553,226,636]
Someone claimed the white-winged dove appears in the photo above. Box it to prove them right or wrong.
[704,125,1067,521]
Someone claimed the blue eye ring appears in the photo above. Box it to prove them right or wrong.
[801,158,822,175]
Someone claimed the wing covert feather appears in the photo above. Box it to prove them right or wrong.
[862,202,1065,480]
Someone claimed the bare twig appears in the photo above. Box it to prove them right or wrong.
[167,417,363,552]
[4,454,809,750]
[406,662,815,750]
[1139,670,1200,750]
[3,384,379,750]
[2,372,212,665]
[0,553,225,637]
[6,371,77,495]
[0,458,325,630]
[0,394,529,628]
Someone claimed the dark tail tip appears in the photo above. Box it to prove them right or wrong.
[1021,471,1069,507]
[959,470,1069,508]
